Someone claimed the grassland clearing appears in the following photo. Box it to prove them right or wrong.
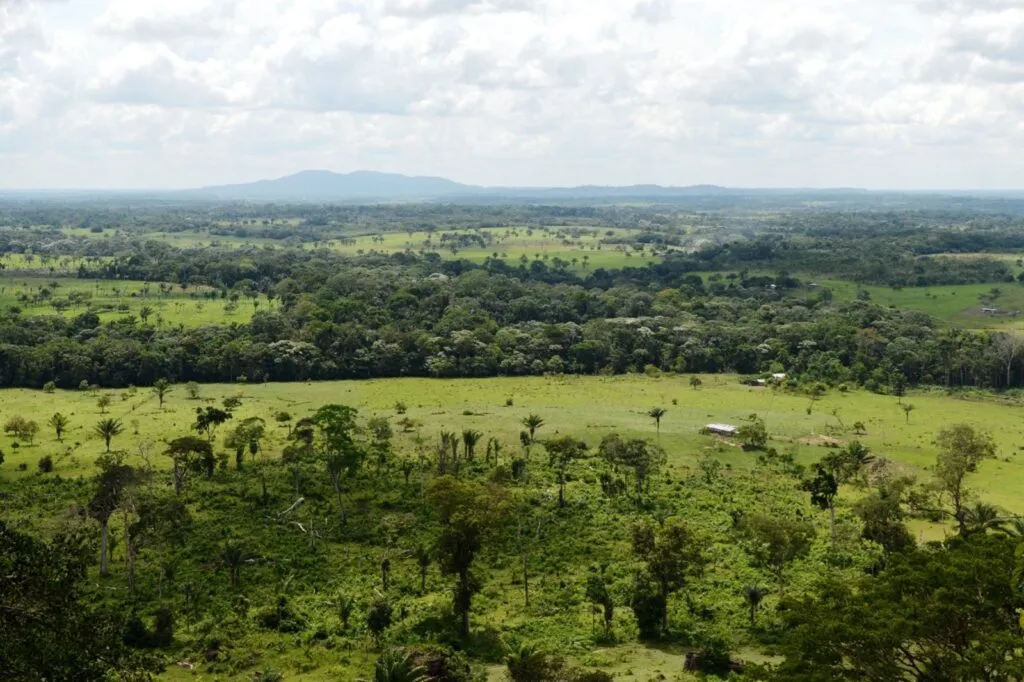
[5,374,1019,515]
[4,374,1015,680]
[0,275,274,326]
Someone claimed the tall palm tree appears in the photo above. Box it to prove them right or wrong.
[220,543,249,588]
[647,407,667,443]
[414,545,431,593]
[743,585,769,626]
[461,429,483,461]
[93,418,124,452]
[521,414,545,442]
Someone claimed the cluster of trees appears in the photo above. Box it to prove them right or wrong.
[3,257,1024,390]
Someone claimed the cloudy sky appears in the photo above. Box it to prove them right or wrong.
[1,0,1023,189]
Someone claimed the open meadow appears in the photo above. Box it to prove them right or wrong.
[136,226,671,271]
[0,276,274,326]
[5,374,1020,517]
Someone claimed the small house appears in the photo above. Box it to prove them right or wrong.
[981,307,999,314]
[703,423,737,437]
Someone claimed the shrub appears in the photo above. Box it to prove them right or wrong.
[42,381,56,393]
[37,455,53,473]
[366,599,393,641]
[256,597,305,633]
[151,608,174,647]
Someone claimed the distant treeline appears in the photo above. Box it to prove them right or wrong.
[0,253,1020,391]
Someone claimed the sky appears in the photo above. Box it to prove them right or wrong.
[2,0,1024,190]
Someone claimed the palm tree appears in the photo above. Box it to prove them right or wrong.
[505,643,552,682]
[964,502,1006,535]
[743,585,769,626]
[220,542,249,588]
[48,412,69,441]
[901,403,915,424]
[521,414,545,442]
[153,378,172,408]
[414,544,431,592]
[647,407,667,443]
[364,650,429,682]
[461,429,483,460]
[93,418,124,452]
[1001,516,1024,538]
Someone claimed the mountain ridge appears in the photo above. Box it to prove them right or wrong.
[186,169,805,200]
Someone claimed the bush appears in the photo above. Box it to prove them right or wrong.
[37,456,53,473]
[366,599,393,641]
[42,381,56,393]
[151,608,174,647]
[256,597,305,633]
[684,636,740,677]
[630,574,665,640]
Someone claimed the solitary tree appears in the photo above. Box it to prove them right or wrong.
[632,517,706,633]
[737,414,768,450]
[89,453,136,577]
[414,544,431,593]
[521,414,545,442]
[93,418,124,452]
[743,585,769,627]
[901,403,915,424]
[312,404,364,528]
[165,436,212,497]
[689,376,702,390]
[545,435,587,507]
[96,394,112,414]
[220,542,251,588]
[47,412,69,441]
[802,464,839,549]
[426,476,507,638]
[153,378,172,408]
[647,407,667,443]
[933,424,996,535]
[193,406,232,443]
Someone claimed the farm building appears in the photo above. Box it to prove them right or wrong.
[703,423,737,436]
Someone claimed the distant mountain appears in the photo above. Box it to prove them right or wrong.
[191,170,474,200]
[184,170,874,202]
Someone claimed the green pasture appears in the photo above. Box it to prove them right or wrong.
[820,278,1024,329]
[0,276,273,326]
[140,226,669,270]
[0,252,112,275]
[325,226,664,270]
[2,374,1018,516]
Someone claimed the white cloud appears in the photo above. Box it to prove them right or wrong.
[3,0,1024,189]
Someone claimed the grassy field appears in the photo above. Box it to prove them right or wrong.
[3,374,1018,515]
[820,278,1024,329]
[3,374,1018,681]
[0,252,112,274]
[0,276,274,326]
[324,227,666,270]
[138,226,669,271]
